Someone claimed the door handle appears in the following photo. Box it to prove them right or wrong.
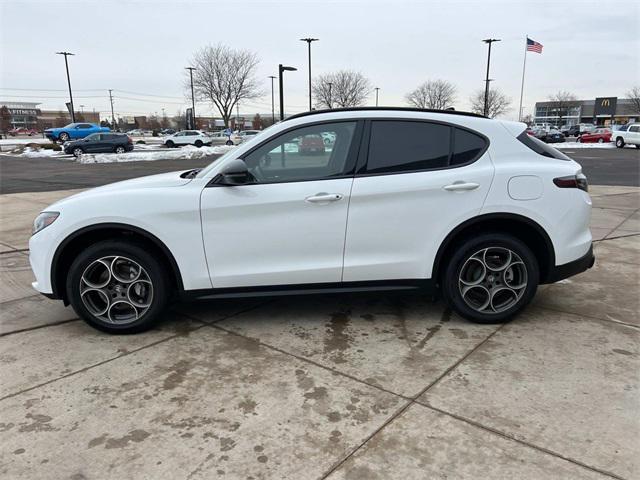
[443,182,480,192]
[305,193,344,203]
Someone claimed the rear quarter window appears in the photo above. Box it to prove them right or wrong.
[517,131,571,160]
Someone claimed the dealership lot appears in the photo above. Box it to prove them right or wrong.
[0,151,639,479]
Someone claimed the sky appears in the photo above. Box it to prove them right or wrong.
[1,0,639,121]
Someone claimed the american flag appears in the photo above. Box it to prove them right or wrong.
[527,37,543,54]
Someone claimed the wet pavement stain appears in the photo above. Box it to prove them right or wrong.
[18,413,55,433]
[88,429,150,449]
[237,398,258,415]
[162,359,193,391]
[324,310,353,364]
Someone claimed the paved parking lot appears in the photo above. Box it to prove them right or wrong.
[0,185,639,479]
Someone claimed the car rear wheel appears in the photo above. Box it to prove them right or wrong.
[115,146,126,154]
[72,147,84,157]
[615,137,624,148]
[194,140,203,148]
[66,240,169,334]
[442,233,539,324]
[577,137,582,143]
[59,132,69,142]
[225,140,234,146]
[165,140,174,148]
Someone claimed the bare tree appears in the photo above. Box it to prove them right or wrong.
[547,90,578,126]
[469,88,512,118]
[405,80,457,109]
[312,70,371,108]
[188,44,262,127]
[626,86,640,115]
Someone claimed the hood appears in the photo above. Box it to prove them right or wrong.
[49,171,194,208]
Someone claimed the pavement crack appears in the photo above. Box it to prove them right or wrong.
[0,318,80,338]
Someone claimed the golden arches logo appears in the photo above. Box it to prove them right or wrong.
[602,99,610,107]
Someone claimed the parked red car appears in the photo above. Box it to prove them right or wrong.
[298,134,325,154]
[9,127,38,136]
[578,128,612,144]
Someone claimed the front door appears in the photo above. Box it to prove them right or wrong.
[200,120,361,288]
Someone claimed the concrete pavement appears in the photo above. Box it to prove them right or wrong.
[0,186,638,479]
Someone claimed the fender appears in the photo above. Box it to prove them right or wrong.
[431,212,556,283]
[50,222,184,299]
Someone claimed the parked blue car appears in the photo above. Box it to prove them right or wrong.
[44,123,110,142]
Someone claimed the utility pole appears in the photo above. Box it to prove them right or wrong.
[236,102,240,131]
[299,38,318,111]
[278,64,297,121]
[268,75,276,124]
[328,82,333,108]
[482,38,500,117]
[56,51,76,122]
[108,89,116,130]
[185,66,196,128]
[374,87,380,107]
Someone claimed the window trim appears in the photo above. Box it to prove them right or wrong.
[224,119,365,186]
[355,118,490,177]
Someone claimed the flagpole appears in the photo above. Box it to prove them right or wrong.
[518,35,528,122]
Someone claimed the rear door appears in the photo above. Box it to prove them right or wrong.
[343,119,494,282]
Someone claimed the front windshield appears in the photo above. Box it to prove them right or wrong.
[197,123,280,178]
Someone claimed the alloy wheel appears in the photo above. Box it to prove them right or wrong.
[80,255,153,324]
[458,247,528,314]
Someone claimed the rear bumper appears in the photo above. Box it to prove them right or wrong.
[544,244,595,284]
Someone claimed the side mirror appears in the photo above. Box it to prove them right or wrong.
[215,159,252,186]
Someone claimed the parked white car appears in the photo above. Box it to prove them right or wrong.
[163,130,212,148]
[612,123,640,148]
[29,108,594,333]
[209,131,235,146]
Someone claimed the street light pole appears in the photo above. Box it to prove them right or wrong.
[278,64,297,121]
[56,51,76,122]
[185,66,196,128]
[327,82,333,109]
[268,75,276,124]
[299,38,318,111]
[482,38,500,117]
[374,87,380,107]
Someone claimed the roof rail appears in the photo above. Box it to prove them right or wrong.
[285,106,487,121]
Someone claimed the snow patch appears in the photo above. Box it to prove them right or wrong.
[553,142,615,149]
[78,145,235,163]
[11,146,64,157]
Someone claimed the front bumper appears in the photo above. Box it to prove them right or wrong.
[544,244,595,284]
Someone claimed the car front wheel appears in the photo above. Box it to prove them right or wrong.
[165,140,174,148]
[59,132,70,142]
[73,147,84,157]
[66,240,169,334]
[225,140,234,146]
[194,140,203,148]
[615,137,624,148]
[442,233,539,324]
[115,146,126,154]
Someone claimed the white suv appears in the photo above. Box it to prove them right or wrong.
[29,108,594,333]
[163,130,212,148]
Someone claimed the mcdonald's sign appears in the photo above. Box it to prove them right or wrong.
[594,97,617,116]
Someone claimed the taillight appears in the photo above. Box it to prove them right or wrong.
[127,136,133,143]
[553,174,588,192]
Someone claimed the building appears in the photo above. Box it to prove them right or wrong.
[0,100,100,130]
[534,97,639,128]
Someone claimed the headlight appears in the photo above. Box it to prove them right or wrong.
[32,211,60,235]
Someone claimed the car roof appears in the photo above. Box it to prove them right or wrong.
[286,106,486,121]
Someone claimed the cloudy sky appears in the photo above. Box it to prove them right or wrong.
[1,0,638,121]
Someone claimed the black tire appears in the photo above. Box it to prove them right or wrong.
[635,144,639,149]
[165,140,174,148]
[225,140,234,146]
[597,138,604,143]
[59,132,70,142]
[194,140,203,148]
[114,146,126,154]
[615,137,624,148]
[66,240,170,334]
[72,147,84,157]
[441,233,539,324]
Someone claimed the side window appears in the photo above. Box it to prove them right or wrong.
[451,128,487,165]
[79,124,92,129]
[174,132,185,137]
[365,121,451,174]
[517,131,571,160]
[629,126,639,133]
[242,122,357,183]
